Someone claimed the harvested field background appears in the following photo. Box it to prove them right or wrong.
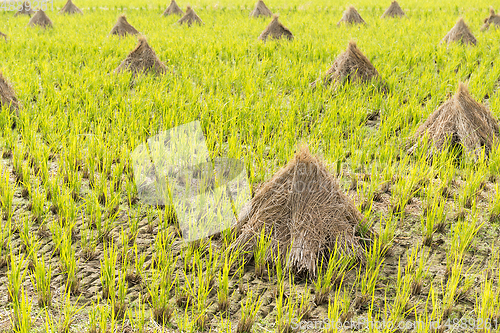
[1,1,500,332]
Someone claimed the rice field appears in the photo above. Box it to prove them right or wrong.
[1,0,500,332]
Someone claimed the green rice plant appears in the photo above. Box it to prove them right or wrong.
[442,257,472,319]
[100,241,117,300]
[118,226,130,266]
[357,238,384,309]
[57,291,84,333]
[405,246,429,295]
[128,243,146,286]
[0,170,15,222]
[49,219,64,256]
[114,265,128,319]
[388,258,413,324]
[218,252,235,313]
[30,254,52,307]
[153,229,177,286]
[475,273,496,333]
[12,143,25,183]
[176,269,194,308]
[87,301,102,333]
[448,208,482,261]
[378,215,396,255]
[489,184,500,223]
[205,241,221,288]
[0,220,10,268]
[127,294,147,333]
[296,282,312,320]
[325,288,343,333]
[148,266,176,325]
[127,212,140,245]
[193,253,213,330]
[277,274,299,332]
[7,251,28,304]
[176,299,195,333]
[314,243,354,305]
[339,287,353,323]
[80,227,98,261]
[217,315,233,333]
[146,207,157,233]
[29,182,46,224]
[19,215,34,253]
[236,289,262,333]
[459,163,487,209]
[125,178,138,207]
[11,286,32,333]
[59,227,80,295]
[253,227,272,278]
[389,156,427,216]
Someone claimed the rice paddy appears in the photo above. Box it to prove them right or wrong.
[1,0,500,332]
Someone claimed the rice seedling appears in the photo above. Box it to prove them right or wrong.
[7,251,28,304]
[29,181,46,224]
[127,294,147,333]
[30,253,52,307]
[58,225,80,295]
[253,227,272,278]
[11,286,32,332]
[236,289,262,333]
[0,169,15,222]
[1,1,500,330]
[356,238,384,309]
[442,257,473,319]
[56,291,85,333]
[148,266,176,325]
[296,282,312,320]
[80,227,98,261]
[325,289,343,333]
[405,245,429,295]
[313,245,352,305]
[489,185,500,223]
[101,241,118,300]
[218,252,236,314]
